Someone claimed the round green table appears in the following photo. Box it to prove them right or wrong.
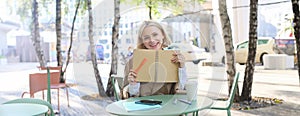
[0,103,48,116]
[106,94,213,116]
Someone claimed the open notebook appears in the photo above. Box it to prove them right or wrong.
[132,49,179,82]
[123,102,161,112]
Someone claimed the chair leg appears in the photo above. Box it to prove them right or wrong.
[57,88,60,112]
[65,87,70,107]
[21,92,28,98]
[42,90,45,100]
[227,109,231,116]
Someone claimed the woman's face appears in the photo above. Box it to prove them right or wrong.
[141,26,164,50]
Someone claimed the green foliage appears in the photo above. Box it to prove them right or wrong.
[121,0,180,19]
[245,106,251,110]
[14,0,32,21]
[62,0,70,16]
[121,0,205,19]
[191,37,198,46]
[79,0,88,16]
[6,0,87,25]
[273,98,283,104]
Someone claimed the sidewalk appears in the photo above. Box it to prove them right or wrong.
[0,62,299,116]
[203,65,300,116]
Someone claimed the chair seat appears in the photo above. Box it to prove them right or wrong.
[211,100,229,110]
[36,66,70,112]
[208,72,240,116]
[50,83,67,89]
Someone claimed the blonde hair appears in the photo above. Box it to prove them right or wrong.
[136,20,172,49]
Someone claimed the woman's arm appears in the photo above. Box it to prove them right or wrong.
[171,51,185,68]
[171,51,187,91]
[122,58,140,98]
[178,67,187,90]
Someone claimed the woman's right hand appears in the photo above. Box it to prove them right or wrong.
[127,69,137,84]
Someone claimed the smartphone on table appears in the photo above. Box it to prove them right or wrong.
[135,100,162,105]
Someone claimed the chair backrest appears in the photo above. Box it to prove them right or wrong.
[111,76,122,101]
[38,66,62,71]
[38,66,64,83]
[37,66,66,84]
[29,72,60,97]
[227,72,240,108]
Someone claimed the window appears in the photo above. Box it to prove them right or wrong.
[126,38,131,44]
[237,41,248,49]
[257,40,269,45]
[99,40,108,44]
[105,53,110,58]
[82,32,86,37]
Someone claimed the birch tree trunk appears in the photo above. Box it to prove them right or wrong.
[56,0,63,67]
[87,0,106,96]
[56,0,64,82]
[63,0,81,78]
[32,0,46,67]
[218,0,239,102]
[241,0,258,102]
[106,0,121,98]
[291,0,300,86]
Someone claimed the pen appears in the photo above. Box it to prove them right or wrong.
[178,98,192,105]
[134,58,147,74]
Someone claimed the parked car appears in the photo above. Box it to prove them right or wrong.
[235,37,278,65]
[164,43,210,64]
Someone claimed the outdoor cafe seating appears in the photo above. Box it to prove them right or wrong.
[1,67,55,116]
[38,66,70,111]
[20,66,69,113]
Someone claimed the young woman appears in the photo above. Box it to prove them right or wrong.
[121,20,186,98]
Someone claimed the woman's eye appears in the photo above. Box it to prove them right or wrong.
[143,37,150,40]
[153,33,158,37]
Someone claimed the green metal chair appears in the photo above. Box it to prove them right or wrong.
[210,72,240,116]
[2,67,54,116]
[111,75,122,101]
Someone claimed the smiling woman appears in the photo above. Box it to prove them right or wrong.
[121,20,188,99]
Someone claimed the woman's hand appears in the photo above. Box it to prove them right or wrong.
[171,51,185,68]
[127,69,137,84]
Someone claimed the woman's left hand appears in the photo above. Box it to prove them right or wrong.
[171,51,185,68]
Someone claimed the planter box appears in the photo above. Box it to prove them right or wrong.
[263,54,294,70]
[0,58,7,65]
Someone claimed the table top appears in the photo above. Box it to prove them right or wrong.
[0,103,48,116]
[106,94,213,116]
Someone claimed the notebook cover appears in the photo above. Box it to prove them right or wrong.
[132,49,179,82]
